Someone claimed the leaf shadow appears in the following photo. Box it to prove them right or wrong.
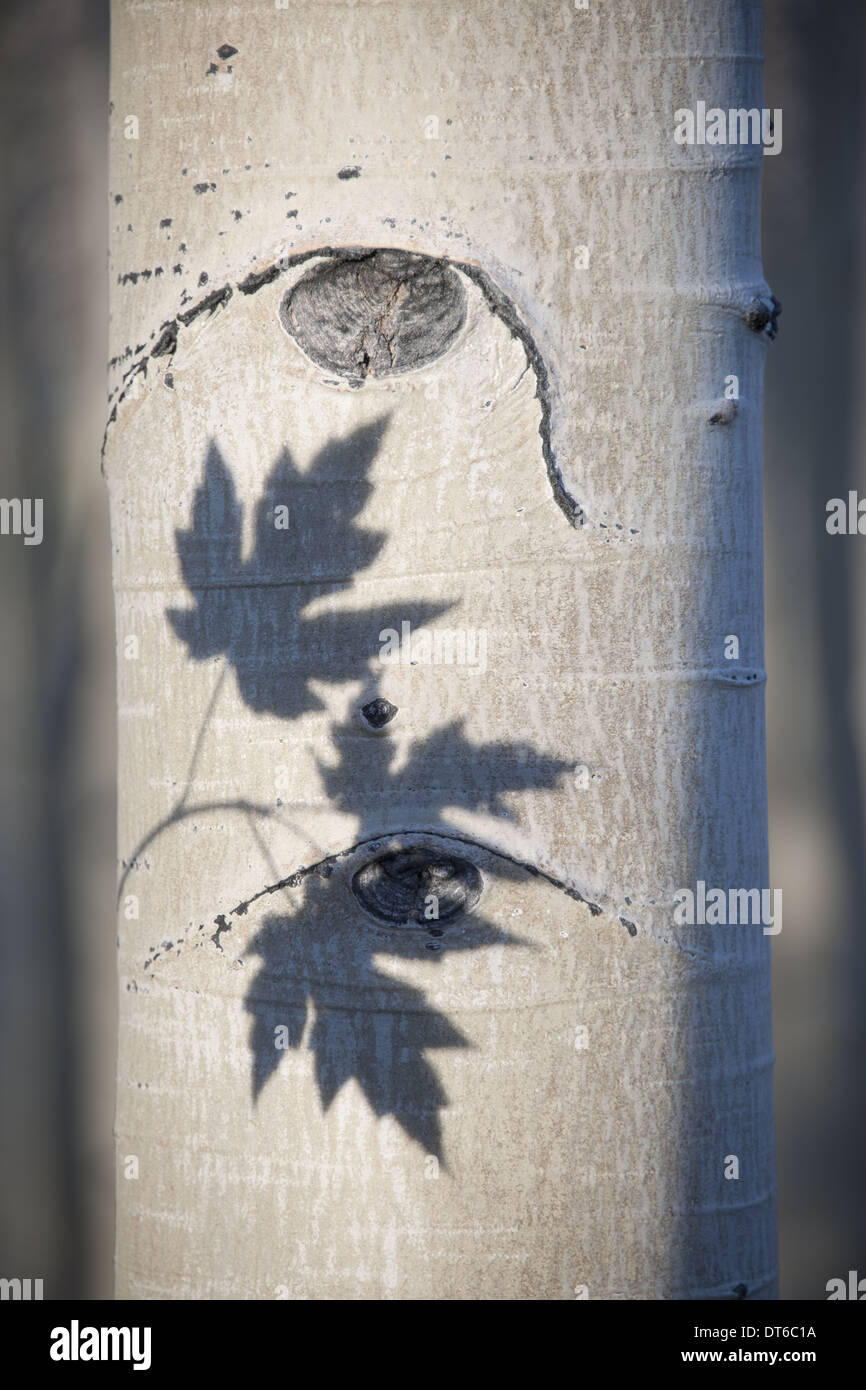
[243,873,529,1163]
[167,418,451,718]
[161,422,575,1157]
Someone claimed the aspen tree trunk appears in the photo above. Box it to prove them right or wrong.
[108,0,777,1299]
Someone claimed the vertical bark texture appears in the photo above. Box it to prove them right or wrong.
[108,0,777,1299]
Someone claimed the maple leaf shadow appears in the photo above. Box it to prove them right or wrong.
[243,873,529,1162]
[164,423,576,1159]
[321,715,574,829]
[242,719,572,1159]
[167,418,452,719]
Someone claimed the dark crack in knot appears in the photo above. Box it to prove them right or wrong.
[351,848,483,926]
[279,249,467,381]
[360,697,398,730]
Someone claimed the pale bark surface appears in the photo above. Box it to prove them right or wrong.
[109,0,776,1299]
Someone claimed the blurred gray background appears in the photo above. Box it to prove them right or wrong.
[763,0,866,1300]
[0,0,861,1299]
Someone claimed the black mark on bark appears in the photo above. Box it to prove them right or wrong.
[360,697,398,730]
[708,399,738,425]
[238,264,282,295]
[744,293,782,340]
[151,322,178,358]
[211,914,232,950]
[177,283,232,326]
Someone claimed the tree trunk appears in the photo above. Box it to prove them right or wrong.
[108,0,777,1299]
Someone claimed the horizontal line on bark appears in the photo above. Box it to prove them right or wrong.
[241,987,607,1018]
[641,1048,776,1076]
[116,645,767,685]
[115,563,760,594]
[593,1271,778,1301]
[685,1188,777,1216]
[671,1268,779,1302]
[106,157,767,190]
